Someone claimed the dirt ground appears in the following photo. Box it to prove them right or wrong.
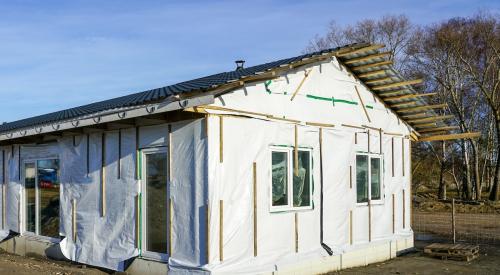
[0,249,107,275]
[329,240,500,275]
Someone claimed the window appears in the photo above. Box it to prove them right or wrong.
[356,154,382,203]
[271,147,312,211]
[23,159,60,239]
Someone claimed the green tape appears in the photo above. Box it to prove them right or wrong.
[264,80,272,94]
[366,105,374,109]
[305,94,358,105]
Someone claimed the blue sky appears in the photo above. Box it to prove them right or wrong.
[0,0,498,122]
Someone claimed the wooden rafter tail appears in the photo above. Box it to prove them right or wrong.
[401,112,429,119]
[390,101,419,108]
[378,89,411,97]
[418,126,460,133]
[343,51,391,64]
[357,69,387,78]
[364,77,393,85]
[384,92,437,102]
[421,131,450,136]
[418,132,481,142]
[350,60,393,71]
[397,103,448,113]
[336,44,385,57]
[371,79,423,91]
[415,122,438,128]
[408,115,454,124]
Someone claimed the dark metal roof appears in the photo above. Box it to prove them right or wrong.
[0,43,366,133]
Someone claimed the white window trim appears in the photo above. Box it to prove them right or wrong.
[269,146,313,212]
[21,158,61,243]
[140,146,170,262]
[355,152,384,206]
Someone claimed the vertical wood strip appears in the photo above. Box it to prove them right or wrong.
[402,138,405,177]
[349,166,353,189]
[72,199,77,242]
[253,162,258,257]
[391,138,395,177]
[355,132,358,144]
[204,115,209,138]
[367,130,370,153]
[354,86,371,122]
[392,194,395,234]
[206,204,210,264]
[294,212,298,253]
[86,134,90,176]
[219,116,223,163]
[379,128,383,154]
[169,198,173,256]
[368,199,372,242]
[101,133,106,217]
[219,200,224,262]
[118,130,121,179]
[135,195,140,248]
[135,127,140,180]
[294,125,299,176]
[402,189,406,229]
[349,210,353,245]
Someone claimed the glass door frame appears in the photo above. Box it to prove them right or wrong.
[21,158,61,242]
[140,146,170,261]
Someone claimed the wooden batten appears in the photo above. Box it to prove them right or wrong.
[397,104,448,113]
[290,69,312,101]
[219,200,224,262]
[401,112,428,119]
[371,79,423,90]
[364,76,393,85]
[294,212,299,253]
[294,125,299,176]
[336,44,385,57]
[415,122,437,128]
[219,116,223,163]
[392,194,395,234]
[253,162,258,257]
[343,51,391,64]
[390,101,419,108]
[391,137,395,177]
[357,69,387,78]
[407,115,454,124]
[351,60,393,71]
[384,92,437,101]
[402,137,405,177]
[378,89,411,97]
[354,86,371,123]
[418,132,481,142]
[349,165,353,188]
[418,126,460,133]
[402,189,406,229]
[349,210,353,245]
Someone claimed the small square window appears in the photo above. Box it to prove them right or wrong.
[270,147,313,211]
[356,154,383,204]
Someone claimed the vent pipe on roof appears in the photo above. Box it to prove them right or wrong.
[235,60,245,71]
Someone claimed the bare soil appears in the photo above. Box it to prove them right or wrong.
[328,240,500,275]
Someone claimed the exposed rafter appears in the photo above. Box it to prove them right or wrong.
[343,52,391,64]
[365,77,393,85]
[418,132,481,142]
[358,70,388,78]
[418,126,460,133]
[384,93,437,101]
[390,101,419,108]
[336,44,385,57]
[378,89,411,97]
[407,115,454,124]
[351,60,393,71]
[397,104,448,113]
[371,79,423,90]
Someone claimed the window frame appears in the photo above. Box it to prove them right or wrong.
[269,146,313,212]
[355,152,384,206]
[140,146,170,262]
[21,157,61,243]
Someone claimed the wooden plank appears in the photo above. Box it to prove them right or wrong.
[378,89,411,97]
[390,101,419,108]
[349,210,353,245]
[354,86,371,123]
[72,199,77,242]
[219,116,223,163]
[294,212,299,253]
[408,115,454,124]
[401,112,428,119]
[415,122,437,128]
[351,60,393,71]
[349,165,353,189]
[357,69,387,78]
[294,125,299,176]
[379,128,383,154]
[371,79,423,90]
[402,138,405,177]
[305,122,335,128]
[418,132,481,142]
[290,69,312,101]
[344,51,391,64]
[169,199,173,255]
[397,104,448,113]
[365,76,393,85]
[392,194,395,234]
[101,133,106,217]
[336,44,385,57]
[384,92,437,101]
[418,126,460,133]
[219,200,224,262]
[391,138,395,177]
[253,162,258,257]
[367,130,371,153]
[342,123,365,130]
